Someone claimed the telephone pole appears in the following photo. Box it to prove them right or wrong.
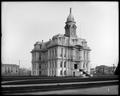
[19,60,20,76]
[19,60,20,68]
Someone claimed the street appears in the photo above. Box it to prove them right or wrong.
[12,85,118,95]
[1,76,119,95]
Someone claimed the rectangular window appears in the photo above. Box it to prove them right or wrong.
[83,63,85,68]
[8,67,10,73]
[49,62,51,68]
[54,48,55,57]
[51,62,52,68]
[50,49,51,58]
[53,49,54,57]
[55,48,57,57]
[54,61,56,68]
[61,48,63,57]
[52,69,54,76]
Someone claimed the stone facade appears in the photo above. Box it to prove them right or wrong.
[31,8,91,76]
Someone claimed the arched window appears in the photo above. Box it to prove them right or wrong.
[64,61,66,67]
[60,61,62,67]
[64,48,67,57]
[60,70,62,75]
[64,70,66,75]
[39,65,41,69]
[39,71,41,75]
[53,62,54,68]
[39,55,41,60]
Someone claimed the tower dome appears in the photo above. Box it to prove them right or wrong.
[66,8,75,22]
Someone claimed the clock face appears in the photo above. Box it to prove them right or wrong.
[72,24,76,29]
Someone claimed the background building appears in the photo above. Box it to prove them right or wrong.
[19,68,31,76]
[2,64,31,76]
[90,68,96,75]
[92,65,116,76]
[2,64,19,76]
[31,8,91,77]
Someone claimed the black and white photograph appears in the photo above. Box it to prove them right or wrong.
[1,1,119,95]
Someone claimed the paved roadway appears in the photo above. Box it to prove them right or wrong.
[2,80,118,95]
[2,80,118,87]
[2,75,118,82]
[1,76,119,95]
[2,75,118,85]
[11,85,118,95]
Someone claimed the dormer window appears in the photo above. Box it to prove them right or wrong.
[40,45,42,49]
[82,41,84,45]
[76,39,78,42]
[72,39,74,42]
[59,37,61,41]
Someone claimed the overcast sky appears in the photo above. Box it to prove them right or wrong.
[2,2,118,69]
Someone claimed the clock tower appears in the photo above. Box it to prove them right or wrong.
[64,8,77,37]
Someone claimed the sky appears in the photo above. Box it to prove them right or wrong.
[2,2,119,70]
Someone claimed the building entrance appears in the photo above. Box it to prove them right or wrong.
[73,72,75,76]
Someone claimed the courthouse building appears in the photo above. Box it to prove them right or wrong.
[31,8,91,76]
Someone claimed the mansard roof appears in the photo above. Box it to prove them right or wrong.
[34,41,42,46]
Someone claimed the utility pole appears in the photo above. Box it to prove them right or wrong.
[103,66,104,75]
[113,64,115,72]
[19,60,20,68]
[19,60,20,76]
